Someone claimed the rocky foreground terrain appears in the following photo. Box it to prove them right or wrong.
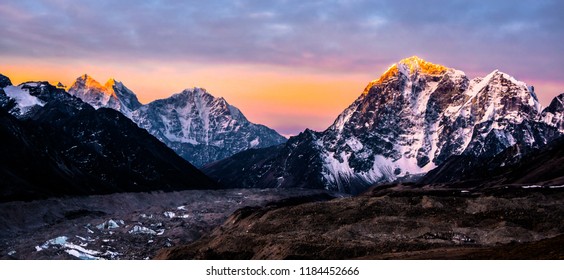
[155,184,564,259]
[0,189,334,260]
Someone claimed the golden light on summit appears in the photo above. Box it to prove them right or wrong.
[362,64,399,94]
[362,56,448,95]
[399,56,447,75]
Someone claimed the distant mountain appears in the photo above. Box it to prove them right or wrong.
[204,57,564,193]
[69,77,286,167]
[68,74,142,117]
[0,76,216,202]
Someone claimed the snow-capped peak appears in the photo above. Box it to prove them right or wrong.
[68,74,142,116]
[362,56,449,94]
[397,56,448,76]
[104,78,118,89]
[311,57,561,192]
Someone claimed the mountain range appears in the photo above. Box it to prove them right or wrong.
[2,56,562,199]
[68,75,286,167]
[203,56,564,193]
[0,74,216,201]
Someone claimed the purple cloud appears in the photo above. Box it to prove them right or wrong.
[1,0,562,91]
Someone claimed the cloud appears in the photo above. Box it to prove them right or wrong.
[1,0,563,135]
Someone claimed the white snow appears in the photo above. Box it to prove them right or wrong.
[65,249,101,260]
[522,185,542,189]
[4,85,45,114]
[128,225,157,235]
[345,137,363,152]
[177,206,186,210]
[164,211,176,218]
[250,137,260,148]
[96,219,120,230]
[36,235,106,260]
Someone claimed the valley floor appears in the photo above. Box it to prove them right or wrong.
[2,185,563,260]
[0,188,334,260]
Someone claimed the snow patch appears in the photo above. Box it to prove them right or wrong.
[250,137,260,148]
[4,85,45,114]
[164,211,176,218]
[522,185,542,189]
[128,225,157,235]
[96,219,121,230]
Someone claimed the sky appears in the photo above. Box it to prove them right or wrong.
[1,0,563,136]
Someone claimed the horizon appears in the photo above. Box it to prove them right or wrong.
[1,0,563,136]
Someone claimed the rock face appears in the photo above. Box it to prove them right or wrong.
[204,56,564,193]
[0,74,12,88]
[0,76,216,202]
[68,78,286,167]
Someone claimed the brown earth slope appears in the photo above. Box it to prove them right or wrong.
[155,185,564,259]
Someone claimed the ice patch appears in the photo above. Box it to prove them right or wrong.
[129,225,157,235]
[522,185,542,189]
[39,236,68,250]
[164,211,176,218]
[177,206,186,210]
[65,249,101,260]
[102,250,121,259]
[36,236,107,260]
[96,219,121,230]
[75,235,95,242]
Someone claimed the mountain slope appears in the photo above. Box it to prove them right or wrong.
[0,77,216,202]
[69,77,286,166]
[420,135,564,186]
[204,56,563,193]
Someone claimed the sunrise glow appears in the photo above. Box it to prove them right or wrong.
[1,1,562,136]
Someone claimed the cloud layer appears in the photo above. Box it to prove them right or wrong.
[2,1,563,73]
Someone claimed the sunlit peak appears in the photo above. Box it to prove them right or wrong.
[398,56,447,75]
[362,56,448,95]
[104,78,117,89]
